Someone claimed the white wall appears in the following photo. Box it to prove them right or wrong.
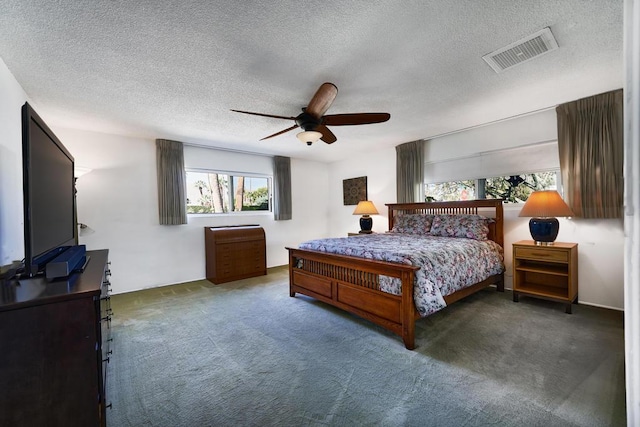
[327,147,396,236]
[54,128,330,294]
[0,58,30,265]
[327,110,625,310]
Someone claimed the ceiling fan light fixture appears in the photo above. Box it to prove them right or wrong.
[296,130,323,146]
[231,82,390,145]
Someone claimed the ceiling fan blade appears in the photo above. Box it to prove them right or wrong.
[305,83,338,118]
[317,124,337,144]
[323,113,390,126]
[259,124,299,140]
[231,109,296,121]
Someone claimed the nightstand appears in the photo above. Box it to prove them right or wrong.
[512,240,578,313]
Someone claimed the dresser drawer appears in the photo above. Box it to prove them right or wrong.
[514,246,568,263]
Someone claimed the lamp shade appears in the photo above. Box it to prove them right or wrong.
[296,130,322,145]
[353,201,378,234]
[519,190,573,218]
[519,190,573,245]
[353,201,379,216]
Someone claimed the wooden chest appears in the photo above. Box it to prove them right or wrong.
[205,226,267,284]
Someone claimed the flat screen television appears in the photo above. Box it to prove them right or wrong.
[22,102,77,277]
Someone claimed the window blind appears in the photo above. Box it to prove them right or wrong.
[425,141,559,183]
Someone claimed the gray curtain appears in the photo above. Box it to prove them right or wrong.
[396,140,425,203]
[556,89,623,218]
[273,156,292,220]
[156,139,187,225]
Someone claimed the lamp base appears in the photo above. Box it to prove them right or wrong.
[359,215,373,234]
[529,217,559,245]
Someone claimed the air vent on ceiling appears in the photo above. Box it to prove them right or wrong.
[482,27,559,73]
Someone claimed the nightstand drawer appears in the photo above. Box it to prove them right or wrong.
[514,247,568,263]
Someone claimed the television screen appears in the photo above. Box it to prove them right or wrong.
[22,102,76,276]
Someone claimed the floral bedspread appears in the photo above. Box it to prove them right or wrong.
[298,233,504,317]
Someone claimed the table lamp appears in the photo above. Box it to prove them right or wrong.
[519,190,574,245]
[353,201,379,234]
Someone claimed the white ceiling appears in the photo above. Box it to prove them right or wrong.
[0,1,623,163]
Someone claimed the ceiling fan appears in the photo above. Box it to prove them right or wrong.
[231,82,390,146]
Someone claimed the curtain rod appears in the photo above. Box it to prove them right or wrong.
[182,141,275,158]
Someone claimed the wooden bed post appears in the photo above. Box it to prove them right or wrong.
[494,201,504,249]
[496,274,505,292]
[288,250,296,297]
[401,269,416,350]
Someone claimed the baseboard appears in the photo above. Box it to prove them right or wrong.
[500,285,624,312]
[267,265,288,272]
[578,301,624,311]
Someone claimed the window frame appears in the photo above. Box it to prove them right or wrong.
[185,168,273,216]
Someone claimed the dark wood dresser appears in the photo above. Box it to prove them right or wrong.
[0,249,112,427]
[205,226,267,284]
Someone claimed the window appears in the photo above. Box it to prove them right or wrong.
[425,171,558,203]
[186,170,271,214]
[426,180,476,201]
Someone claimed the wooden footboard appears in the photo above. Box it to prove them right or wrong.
[287,247,421,349]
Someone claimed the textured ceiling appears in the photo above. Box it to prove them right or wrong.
[0,1,623,163]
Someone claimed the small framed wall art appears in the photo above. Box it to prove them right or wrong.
[343,176,367,206]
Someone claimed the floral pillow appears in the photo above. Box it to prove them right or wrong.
[429,214,491,241]
[391,214,434,235]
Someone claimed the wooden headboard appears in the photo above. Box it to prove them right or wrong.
[385,199,504,248]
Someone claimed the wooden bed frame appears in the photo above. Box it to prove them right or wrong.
[287,199,505,350]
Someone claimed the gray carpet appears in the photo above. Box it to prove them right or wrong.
[106,267,626,426]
